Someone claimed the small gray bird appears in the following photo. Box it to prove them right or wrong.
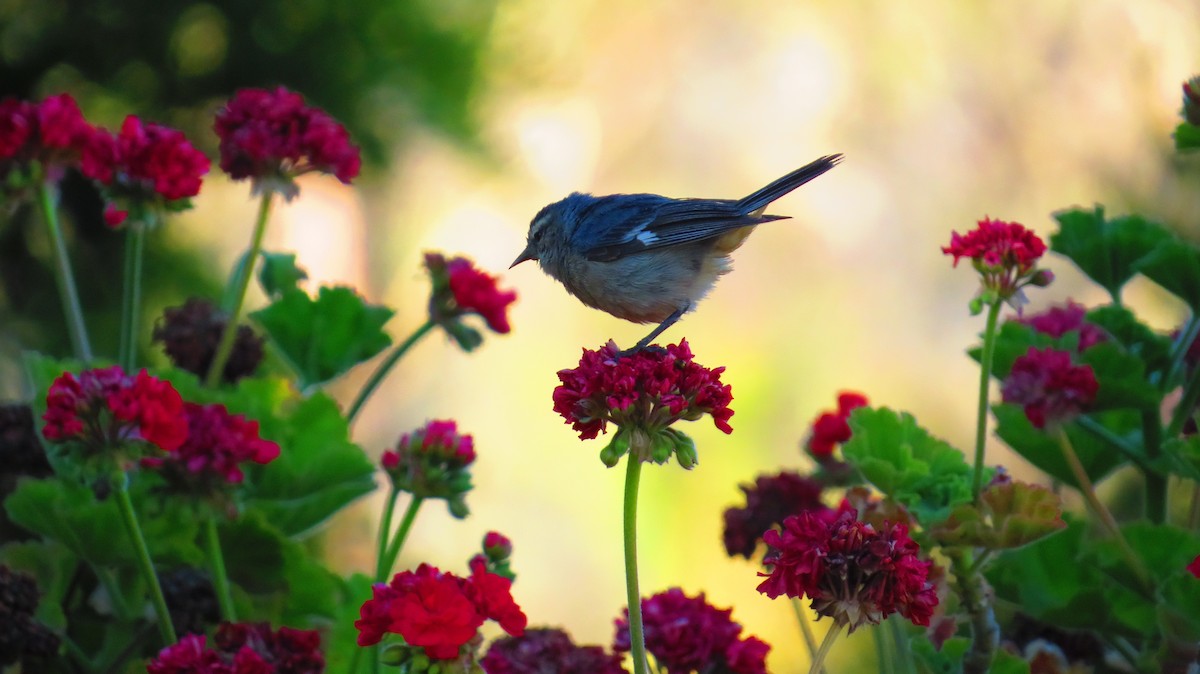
[511,154,842,351]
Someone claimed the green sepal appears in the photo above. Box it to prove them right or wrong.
[251,285,394,387]
[442,320,484,353]
[600,429,630,467]
[670,428,698,469]
[928,481,1066,550]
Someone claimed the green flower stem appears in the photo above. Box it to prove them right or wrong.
[1167,359,1200,438]
[347,321,436,425]
[204,518,236,622]
[35,179,93,362]
[374,488,401,582]
[972,299,1003,503]
[623,457,649,674]
[947,548,998,674]
[790,598,824,674]
[872,623,892,674]
[113,476,176,645]
[808,619,843,674]
[119,223,147,372]
[378,496,424,583]
[1054,428,1151,590]
[205,193,274,387]
[1141,411,1167,524]
[886,615,915,674]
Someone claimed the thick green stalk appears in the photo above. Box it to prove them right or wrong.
[35,179,93,362]
[947,549,997,674]
[119,224,147,372]
[790,598,823,674]
[374,488,401,582]
[113,477,176,645]
[624,457,649,674]
[347,321,436,424]
[378,497,424,583]
[1141,411,1166,523]
[206,193,273,387]
[972,300,1003,502]
[809,620,844,674]
[204,518,236,622]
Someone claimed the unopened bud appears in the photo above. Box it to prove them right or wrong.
[1028,269,1055,288]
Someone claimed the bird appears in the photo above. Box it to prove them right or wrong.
[511,154,842,352]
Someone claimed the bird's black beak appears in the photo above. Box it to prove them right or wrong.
[510,246,536,269]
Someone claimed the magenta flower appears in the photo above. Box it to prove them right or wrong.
[424,252,518,348]
[613,588,770,674]
[944,217,1052,308]
[723,471,832,559]
[382,420,475,518]
[42,366,188,455]
[214,87,360,197]
[1001,347,1099,429]
[805,391,868,459]
[1016,301,1105,351]
[482,628,628,674]
[146,622,323,674]
[0,94,95,168]
[757,505,938,632]
[142,402,279,494]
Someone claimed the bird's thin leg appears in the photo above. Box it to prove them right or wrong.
[624,303,690,355]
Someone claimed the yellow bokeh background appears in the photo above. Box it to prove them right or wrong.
[163,1,1200,671]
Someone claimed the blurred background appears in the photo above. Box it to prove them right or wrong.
[3,0,1200,670]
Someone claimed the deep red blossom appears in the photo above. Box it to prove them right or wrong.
[82,116,210,217]
[447,257,518,334]
[382,420,476,516]
[806,391,868,458]
[1001,347,1099,429]
[758,505,938,632]
[943,218,1050,307]
[143,402,279,488]
[146,634,229,674]
[0,94,97,172]
[42,366,187,454]
[1188,555,1200,579]
[147,623,322,674]
[1017,301,1105,351]
[723,471,831,559]
[354,564,525,661]
[214,87,360,190]
[553,339,733,441]
[481,628,628,674]
[0,99,34,160]
[613,588,769,674]
[152,298,265,384]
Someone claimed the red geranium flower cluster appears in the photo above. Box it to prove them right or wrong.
[613,588,769,674]
[554,339,732,440]
[757,505,938,632]
[42,366,187,454]
[424,253,518,348]
[723,471,832,559]
[943,218,1051,308]
[1001,347,1099,429]
[806,391,868,459]
[0,94,95,171]
[214,87,360,195]
[153,298,265,384]
[142,402,279,489]
[147,622,323,674]
[482,628,628,674]
[1187,555,1200,579]
[354,563,527,660]
[1017,301,1105,351]
[82,115,210,227]
[381,419,476,517]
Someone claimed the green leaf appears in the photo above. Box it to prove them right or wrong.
[928,481,1065,550]
[1175,122,1200,151]
[1084,523,1197,637]
[989,649,1032,674]
[326,573,374,671]
[1085,305,1173,378]
[258,251,309,298]
[0,540,75,630]
[1078,341,1161,412]
[993,404,1129,488]
[1136,238,1200,312]
[971,320,1065,380]
[910,636,968,674]
[251,285,394,386]
[1160,571,1200,642]
[1050,207,1174,300]
[841,407,980,524]
[1155,436,1200,481]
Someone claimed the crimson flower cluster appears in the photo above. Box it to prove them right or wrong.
[482,628,628,674]
[943,218,1051,309]
[1017,301,1105,351]
[613,588,769,674]
[0,94,95,177]
[153,298,265,384]
[382,420,476,518]
[42,366,188,459]
[424,252,518,350]
[806,391,868,459]
[757,505,938,632]
[147,622,323,674]
[354,563,527,660]
[723,471,831,559]
[1001,347,1099,429]
[142,402,279,500]
[214,87,360,197]
[553,339,732,467]
[82,115,210,227]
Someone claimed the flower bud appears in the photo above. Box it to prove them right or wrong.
[483,532,513,562]
[1028,269,1055,288]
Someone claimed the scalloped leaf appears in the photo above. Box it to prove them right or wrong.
[841,407,980,524]
[1050,207,1174,300]
[929,481,1065,550]
[251,285,394,386]
[258,251,309,298]
[1136,238,1200,312]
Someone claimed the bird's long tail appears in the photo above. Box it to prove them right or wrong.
[737,154,842,214]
